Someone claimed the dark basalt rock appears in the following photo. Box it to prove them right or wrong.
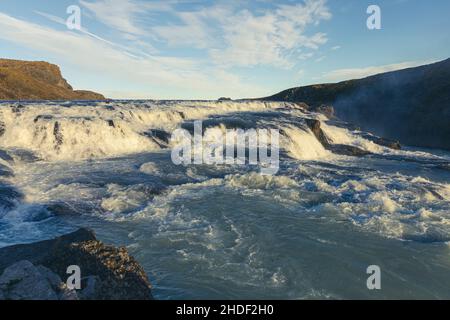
[53,121,63,150]
[0,228,153,300]
[305,118,330,146]
[0,120,5,137]
[305,118,371,157]
[305,117,401,156]
[359,133,401,150]
[311,105,335,118]
[144,129,171,146]
[293,102,310,110]
[327,144,371,157]
[33,114,54,123]
[11,104,25,114]
[369,136,401,150]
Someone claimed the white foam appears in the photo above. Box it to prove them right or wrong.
[0,101,287,161]
[320,122,386,153]
[100,183,153,213]
[226,172,298,190]
[282,126,331,160]
[368,192,400,213]
[0,101,353,163]
[139,162,160,175]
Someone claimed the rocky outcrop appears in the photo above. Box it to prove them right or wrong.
[305,118,398,157]
[264,58,450,151]
[310,105,335,118]
[327,144,371,157]
[305,119,330,146]
[0,228,153,300]
[0,59,105,100]
[361,134,401,150]
[0,120,5,137]
[144,129,172,148]
[0,260,77,300]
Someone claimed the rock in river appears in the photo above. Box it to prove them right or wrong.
[0,228,153,300]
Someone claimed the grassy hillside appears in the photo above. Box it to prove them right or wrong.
[0,59,105,100]
[264,58,450,150]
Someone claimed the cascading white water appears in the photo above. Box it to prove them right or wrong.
[1,100,450,299]
[0,101,298,161]
[282,125,331,160]
[0,101,346,162]
[320,121,386,153]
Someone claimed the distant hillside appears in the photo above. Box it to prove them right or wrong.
[264,58,450,151]
[0,58,105,100]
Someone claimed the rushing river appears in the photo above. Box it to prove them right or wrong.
[1,100,450,299]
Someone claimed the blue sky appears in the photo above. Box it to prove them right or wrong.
[0,0,449,99]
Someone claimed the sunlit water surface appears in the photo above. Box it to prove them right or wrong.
[1,101,450,299]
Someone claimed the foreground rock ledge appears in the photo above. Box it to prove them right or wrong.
[0,228,153,300]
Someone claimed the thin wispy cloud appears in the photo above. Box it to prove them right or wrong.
[78,0,331,68]
[35,10,156,58]
[321,60,437,82]
[0,11,265,99]
[152,0,332,68]
[0,0,334,98]
[2,0,444,99]
[79,0,171,37]
[315,56,326,62]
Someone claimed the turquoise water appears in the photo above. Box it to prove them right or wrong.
[1,101,450,299]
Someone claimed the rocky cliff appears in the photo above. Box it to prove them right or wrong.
[264,58,450,151]
[0,228,153,300]
[0,59,105,100]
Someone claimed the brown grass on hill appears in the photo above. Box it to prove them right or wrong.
[0,58,105,100]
